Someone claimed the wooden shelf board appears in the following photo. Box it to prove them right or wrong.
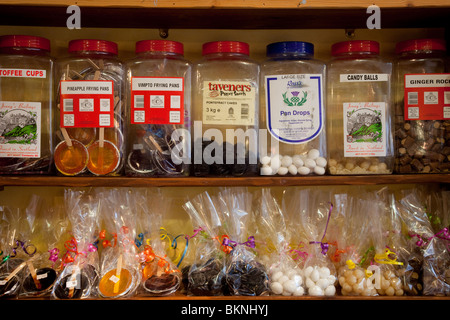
[0,174,448,188]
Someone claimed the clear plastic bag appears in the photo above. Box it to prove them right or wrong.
[219,187,269,296]
[51,188,100,299]
[182,191,227,296]
[136,188,181,296]
[96,188,140,298]
[257,188,305,296]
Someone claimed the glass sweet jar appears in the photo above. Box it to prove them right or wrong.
[125,40,191,176]
[326,40,394,175]
[0,35,54,174]
[54,39,126,176]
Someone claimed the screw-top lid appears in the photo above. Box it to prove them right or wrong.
[266,41,314,57]
[395,38,446,54]
[202,41,249,56]
[0,35,50,51]
[135,40,184,55]
[331,40,379,56]
[68,39,118,55]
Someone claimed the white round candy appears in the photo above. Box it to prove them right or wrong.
[278,275,289,284]
[307,149,320,160]
[298,166,311,175]
[319,267,331,278]
[309,285,324,296]
[315,157,327,168]
[316,278,329,290]
[291,275,303,286]
[305,278,315,289]
[313,166,325,175]
[260,166,272,176]
[327,275,337,285]
[293,286,305,296]
[260,156,271,165]
[292,156,304,168]
[324,285,336,296]
[282,290,291,296]
[310,269,320,282]
[269,266,281,276]
[277,166,288,176]
[270,156,281,171]
[281,155,293,167]
[283,280,298,293]
[271,271,283,282]
[304,158,316,169]
[288,164,298,175]
[286,269,297,279]
[303,266,314,278]
[270,282,283,295]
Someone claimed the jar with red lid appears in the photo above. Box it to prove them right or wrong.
[192,41,259,176]
[0,35,54,174]
[55,39,126,176]
[326,40,393,175]
[125,40,191,176]
[393,38,449,174]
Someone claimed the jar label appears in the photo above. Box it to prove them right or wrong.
[404,73,450,120]
[130,77,184,125]
[343,102,386,157]
[265,74,324,144]
[0,68,46,78]
[59,80,115,128]
[340,74,389,82]
[0,101,41,158]
[202,81,255,126]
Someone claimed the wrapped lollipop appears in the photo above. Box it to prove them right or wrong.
[96,188,140,299]
[256,188,305,296]
[219,187,269,296]
[136,189,181,296]
[52,189,100,299]
[182,191,227,296]
[289,188,337,296]
[0,199,40,299]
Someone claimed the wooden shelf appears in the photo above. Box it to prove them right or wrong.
[0,174,449,188]
[0,3,450,29]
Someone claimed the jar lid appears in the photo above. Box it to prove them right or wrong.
[0,35,50,51]
[68,39,118,55]
[135,40,184,55]
[266,41,314,56]
[202,41,249,56]
[331,40,379,56]
[395,38,446,54]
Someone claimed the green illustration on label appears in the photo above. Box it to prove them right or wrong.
[282,91,307,106]
[0,109,37,145]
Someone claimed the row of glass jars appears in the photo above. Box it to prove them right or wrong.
[0,35,448,177]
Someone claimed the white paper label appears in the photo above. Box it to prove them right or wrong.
[202,80,256,126]
[0,101,41,158]
[343,102,386,157]
[265,74,324,144]
[340,74,389,82]
[109,275,120,283]
[60,81,113,95]
[0,68,46,78]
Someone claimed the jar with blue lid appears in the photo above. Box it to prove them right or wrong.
[260,41,327,176]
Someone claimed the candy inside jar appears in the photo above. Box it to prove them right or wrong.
[54,139,89,176]
[260,149,327,176]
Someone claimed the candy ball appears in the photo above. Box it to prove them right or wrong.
[314,166,325,175]
[270,282,283,295]
[304,158,316,169]
[260,166,272,175]
[288,164,298,175]
[272,271,283,282]
[278,275,289,284]
[316,278,329,290]
[292,156,304,168]
[309,285,324,296]
[310,269,320,282]
[307,149,320,160]
[316,157,327,168]
[283,280,297,293]
[260,156,271,165]
[277,166,288,175]
[281,156,293,167]
[298,166,310,175]
[293,286,305,296]
[324,285,336,296]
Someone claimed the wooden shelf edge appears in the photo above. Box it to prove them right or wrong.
[0,174,448,188]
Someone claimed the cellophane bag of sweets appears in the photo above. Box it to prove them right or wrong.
[96,188,140,298]
[0,199,40,299]
[20,195,66,297]
[369,195,406,297]
[52,189,100,299]
[295,189,337,296]
[335,196,377,296]
[136,189,181,296]
[182,191,227,296]
[257,188,305,296]
[219,187,269,296]
[394,190,436,295]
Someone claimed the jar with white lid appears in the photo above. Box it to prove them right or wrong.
[55,39,126,176]
[260,41,327,176]
[326,40,393,175]
[393,38,449,174]
[192,41,259,176]
[125,40,191,176]
[0,35,54,174]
